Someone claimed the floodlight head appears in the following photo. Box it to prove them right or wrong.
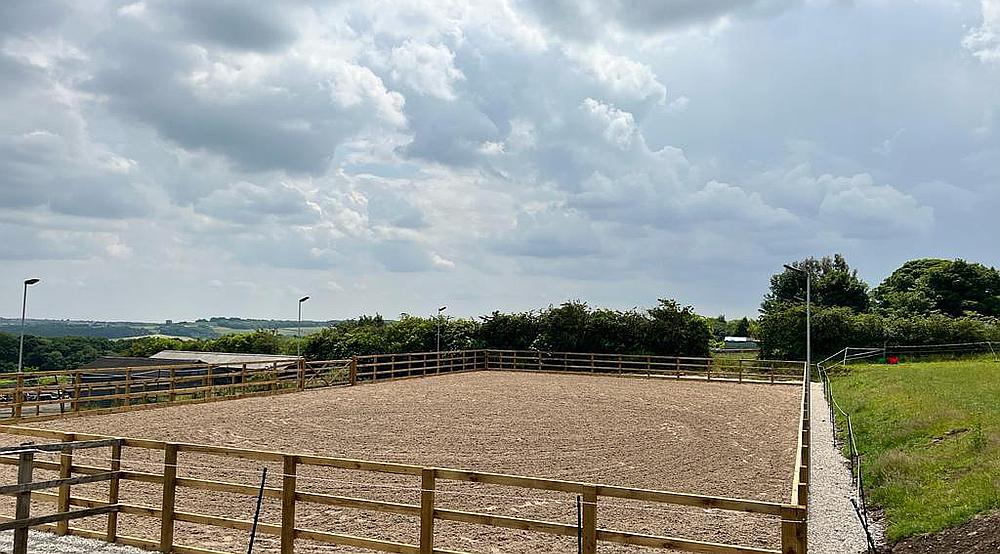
[24,278,40,286]
[299,296,310,303]
[438,306,447,312]
[783,264,805,274]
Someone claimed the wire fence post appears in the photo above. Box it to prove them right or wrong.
[576,495,582,554]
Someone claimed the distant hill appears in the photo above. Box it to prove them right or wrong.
[0,317,339,340]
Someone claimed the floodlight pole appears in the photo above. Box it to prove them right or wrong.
[17,278,40,374]
[297,296,310,357]
[784,264,811,371]
[436,306,447,352]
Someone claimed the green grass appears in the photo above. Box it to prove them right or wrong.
[830,359,1000,541]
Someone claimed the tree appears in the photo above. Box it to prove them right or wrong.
[761,254,870,314]
[477,311,539,350]
[873,258,1000,317]
[646,299,711,357]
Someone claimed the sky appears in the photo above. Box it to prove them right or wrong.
[1,0,999,322]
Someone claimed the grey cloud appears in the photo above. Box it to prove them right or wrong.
[154,0,299,52]
[520,0,801,40]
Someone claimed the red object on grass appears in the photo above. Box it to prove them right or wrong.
[887,355,899,365]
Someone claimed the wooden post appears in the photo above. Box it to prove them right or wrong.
[56,433,76,535]
[168,367,177,403]
[582,486,597,554]
[780,505,807,554]
[271,362,278,391]
[675,358,681,379]
[350,356,358,386]
[73,372,82,412]
[206,365,214,398]
[706,358,712,380]
[13,448,34,554]
[297,359,306,390]
[159,443,178,553]
[13,373,23,419]
[420,468,435,554]
[241,362,248,392]
[124,368,133,407]
[281,455,297,554]
[107,439,122,542]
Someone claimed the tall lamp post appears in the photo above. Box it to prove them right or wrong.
[436,306,447,352]
[784,264,811,371]
[17,278,41,374]
[297,296,310,357]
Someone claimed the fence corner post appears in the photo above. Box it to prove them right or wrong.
[297,358,306,390]
[349,356,358,386]
[420,468,436,554]
[159,443,178,553]
[780,504,807,554]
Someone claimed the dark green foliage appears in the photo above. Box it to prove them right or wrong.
[0,334,116,372]
[759,306,999,360]
[477,311,540,350]
[873,258,1000,317]
[761,254,870,314]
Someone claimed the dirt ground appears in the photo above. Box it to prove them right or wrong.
[879,512,1000,554]
[0,372,800,553]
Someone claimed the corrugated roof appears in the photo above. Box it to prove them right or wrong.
[80,356,199,369]
[151,350,301,369]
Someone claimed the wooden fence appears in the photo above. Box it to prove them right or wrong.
[486,350,805,384]
[0,424,808,554]
[0,438,124,554]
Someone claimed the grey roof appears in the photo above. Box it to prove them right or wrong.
[80,356,198,370]
[151,350,301,370]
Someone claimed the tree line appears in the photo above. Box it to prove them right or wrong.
[758,256,1000,359]
[0,297,712,372]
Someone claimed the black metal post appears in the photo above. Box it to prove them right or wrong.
[247,467,268,554]
[576,495,582,554]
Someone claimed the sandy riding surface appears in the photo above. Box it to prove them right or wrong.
[2,372,800,553]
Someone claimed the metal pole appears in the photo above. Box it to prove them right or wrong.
[576,495,582,554]
[806,270,811,376]
[297,302,302,358]
[436,317,440,352]
[17,282,28,374]
[247,467,267,554]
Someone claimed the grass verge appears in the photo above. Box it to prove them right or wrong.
[830,359,999,541]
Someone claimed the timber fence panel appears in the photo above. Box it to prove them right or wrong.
[0,424,803,554]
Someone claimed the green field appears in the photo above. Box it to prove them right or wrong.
[830,359,1000,541]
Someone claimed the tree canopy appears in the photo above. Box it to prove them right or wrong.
[872,258,1000,317]
[761,254,870,314]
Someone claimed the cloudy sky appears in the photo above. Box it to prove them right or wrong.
[1,0,999,322]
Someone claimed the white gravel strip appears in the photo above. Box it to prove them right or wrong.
[0,529,145,554]
[808,382,884,553]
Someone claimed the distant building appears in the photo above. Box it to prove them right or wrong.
[151,350,300,371]
[722,336,759,350]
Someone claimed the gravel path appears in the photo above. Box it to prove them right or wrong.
[809,382,884,553]
[0,529,144,554]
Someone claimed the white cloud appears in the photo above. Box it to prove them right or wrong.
[389,40,465,100]
[569,46,666,103]
[963,0,1000,64]
[581,98,638,150]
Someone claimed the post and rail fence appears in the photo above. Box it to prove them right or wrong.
[0,349,805,424]
[0,423,809,554]
[0,349,810,553]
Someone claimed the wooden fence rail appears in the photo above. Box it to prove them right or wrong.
[0,349,803,424]
[0,438,123,554]
[0,425,806,554]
